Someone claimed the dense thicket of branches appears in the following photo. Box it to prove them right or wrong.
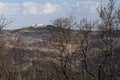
[0,0,120,80]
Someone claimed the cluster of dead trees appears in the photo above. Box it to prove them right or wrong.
[0,0,120,80]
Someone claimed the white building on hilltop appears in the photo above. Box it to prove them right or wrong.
[32,24,46,28]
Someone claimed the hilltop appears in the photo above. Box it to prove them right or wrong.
[12,24,56,32]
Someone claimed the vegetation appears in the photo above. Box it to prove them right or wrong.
[0,0,120,80]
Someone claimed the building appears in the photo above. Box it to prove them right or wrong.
[32,24,46,28]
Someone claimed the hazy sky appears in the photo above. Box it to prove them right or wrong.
[0,0,119,29]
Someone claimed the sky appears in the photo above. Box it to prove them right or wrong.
[0,0,119,29]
